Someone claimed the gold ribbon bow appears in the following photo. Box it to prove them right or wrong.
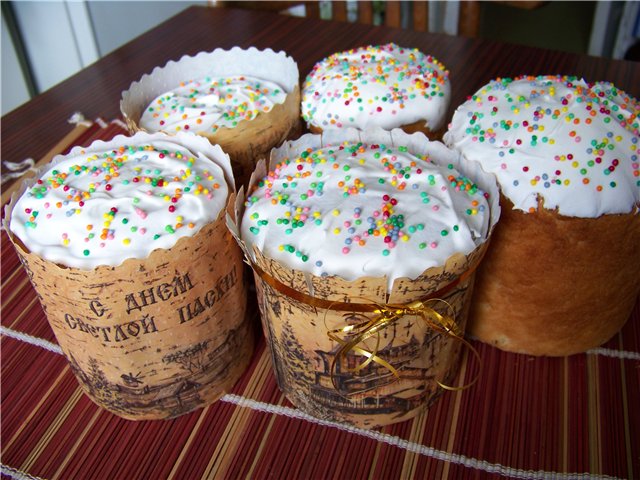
[325,298,481,396]
[250,262,482,397]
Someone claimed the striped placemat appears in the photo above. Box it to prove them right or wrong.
[1,119,639,480]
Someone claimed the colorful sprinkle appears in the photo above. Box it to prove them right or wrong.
[242,141,491,283]
[10,140,228,268]
[140,75,287,134]
[302,43,450,132]
[447,75,639,217]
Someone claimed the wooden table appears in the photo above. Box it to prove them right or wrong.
[2,6,639,479]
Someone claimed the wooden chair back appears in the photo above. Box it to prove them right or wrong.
[216,1,481,37]
[215,1,545,38]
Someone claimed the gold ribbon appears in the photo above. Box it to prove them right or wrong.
[250,261,482,397]
[325,298,481,396]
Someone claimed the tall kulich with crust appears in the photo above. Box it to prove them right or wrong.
[4,132,253,420]
[229,128,500,428]
[301,43,451,140]
[445,75,640,356]
[121,47,301,188]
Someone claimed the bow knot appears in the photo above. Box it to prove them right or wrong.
[326,298,479,396]
[246,261,482,398]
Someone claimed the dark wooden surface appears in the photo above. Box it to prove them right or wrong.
[2,5,639,174]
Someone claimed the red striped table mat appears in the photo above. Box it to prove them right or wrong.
[1,119,639,479]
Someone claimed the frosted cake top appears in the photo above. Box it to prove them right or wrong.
[445,75,640,217]
[9,132,231,269]
[241,136,492,284]
[302,43,450,133]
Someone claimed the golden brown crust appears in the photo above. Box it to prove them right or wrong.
[469,196,640,356]
[397,120,444,141]
[308,120,444,141]
[308,124,323,135]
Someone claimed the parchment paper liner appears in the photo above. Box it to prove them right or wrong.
[121,46,302,188]
[227,128,500,428]
[4,132,253,420]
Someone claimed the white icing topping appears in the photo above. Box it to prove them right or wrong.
[444,75,640,217]
[9,133,231,269]
[139,75,287,134]
[241,139,490,285]
[302,43,450,132]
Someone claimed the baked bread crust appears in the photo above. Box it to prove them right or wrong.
[469,196,640,356]
[308,119,444,141]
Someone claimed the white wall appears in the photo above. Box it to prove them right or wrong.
[1,11,30,115]
[87,1,205,56]
[11,1,88,94]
